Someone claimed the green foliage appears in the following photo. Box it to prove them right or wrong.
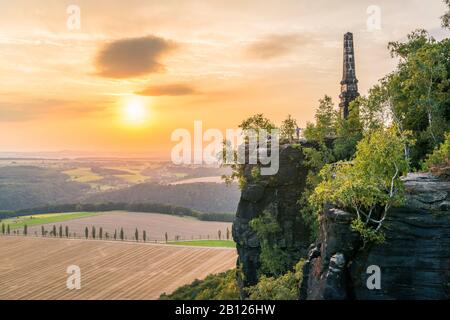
[386,31,450,168]
[280,114,298,142]
[312,128,410,244]
[239,114,276,137]
[143,230,146,242]
[120,228,124,241]
[92,226,96,239]
[23,224,27,236]
[246,259,305,300]
[303,95,337,143]
[333,99,364,160]
[351,218,385,245]
[422,132,450,170]
[250,212,300,276]
[99,227,103,239]
[160,269,239,300]
[84,227,88,239]
[441,0,450,30]
[135,228,139,241]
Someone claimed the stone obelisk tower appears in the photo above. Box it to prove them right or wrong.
[339,32,359,119]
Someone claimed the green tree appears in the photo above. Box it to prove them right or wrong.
[1,223,5,235]
[143,230,147,242]
[303,95,337,143]
[59,225,63,238]
[120,228,124,241]
[23,224,28,236]
[165,232,168,243]
[239,113,276,139]
[92,226,96,239]
[441,0,450,29]
[135,228,139,242]
[99,227,103,240]
[85,227,88,239]
[65,226,69,238]
[384,30,450,168]
[7,224,11,235]
[246,260,305,300]
[114,229,117,240]
[226,228,230,240]
[312,128,410,245]
[52,225,56,237]
[41,226,45,237]
[250,211,301,277]
[333,99,364,160]
[422,132,450,171]
[280,114,298,142]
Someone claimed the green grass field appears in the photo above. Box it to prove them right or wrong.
[167,240,236,248]
[0,212,101,230]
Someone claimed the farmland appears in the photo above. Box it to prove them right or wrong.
[1,212,103,230]
[0,236,237,300]
[168,240,236,248]
[25,211,232,241]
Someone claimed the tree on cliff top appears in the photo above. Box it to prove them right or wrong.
[312,127,411,244]
[280,114,298,143]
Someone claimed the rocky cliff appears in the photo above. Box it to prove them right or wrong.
[300,173,450,300]
[232,144,313,297]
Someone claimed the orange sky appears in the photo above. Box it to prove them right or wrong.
[0,0,448,158]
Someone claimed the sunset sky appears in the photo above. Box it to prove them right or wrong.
[0,0,448,158]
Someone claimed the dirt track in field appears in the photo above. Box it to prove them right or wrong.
[27,211,232,241]
[0,236,237,300]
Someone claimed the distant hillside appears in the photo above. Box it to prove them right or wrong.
[83,182,240,214]
[0,166,89,210]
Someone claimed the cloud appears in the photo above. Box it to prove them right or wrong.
[94,35,177,78]
[246,33,311,59]
[0,99,110,122]
[136,83,197,96]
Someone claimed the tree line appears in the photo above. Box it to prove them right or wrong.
[0,202,234,222]
[1,223,232,243]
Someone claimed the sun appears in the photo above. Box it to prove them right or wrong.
[122,96,150,125]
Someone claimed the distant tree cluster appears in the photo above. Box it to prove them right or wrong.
[2,202,234,222]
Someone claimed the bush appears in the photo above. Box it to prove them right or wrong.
[422,133,450,171]
[160,270,239,300]
[246,259,305,300]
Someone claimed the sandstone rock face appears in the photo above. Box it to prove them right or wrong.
[300,173,450,300]
[232,144,312,297]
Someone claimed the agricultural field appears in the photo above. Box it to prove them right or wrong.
[25,211,233,241]
[168,240,236,248]
[1,212,103,230]
[0,237,237,300]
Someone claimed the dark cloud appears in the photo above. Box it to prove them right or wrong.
[246,33,311,59]
[136,83,197,96]
[95,35,177,78]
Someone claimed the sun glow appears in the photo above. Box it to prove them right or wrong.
[122,96,150,125]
